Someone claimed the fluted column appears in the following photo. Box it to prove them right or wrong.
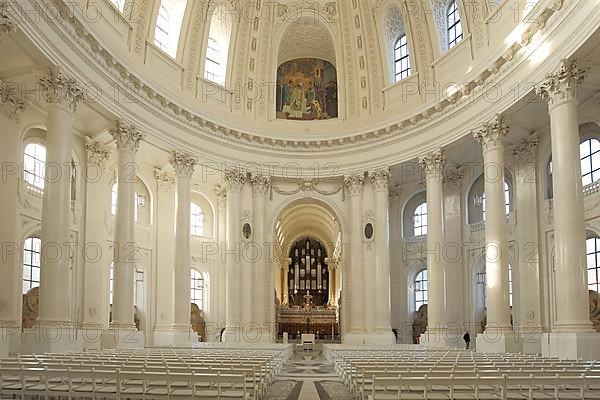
[473,116,512,334]
[251,175,271,335]
[512,137,543,334]
[536,60,594,332]
[418,151,447,342]
[344,174,366,334]
[223,170,246,341]
[109,120,143,330]
[369,168,393,336]
[37,69,86,325]
[171,152,197,334]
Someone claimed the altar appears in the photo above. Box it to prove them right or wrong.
[277,306,339,337]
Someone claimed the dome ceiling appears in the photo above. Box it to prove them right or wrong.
[277,16,336,66]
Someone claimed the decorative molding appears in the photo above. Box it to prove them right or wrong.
[170,151,197,178]
[472,114,509,151]
[444,165,464,189]
[38,68,86,112]
[109,120,144,153]
[0,80,26,120]
[154,168,175,188]
[418,150,446,175]
[344,174,365,196]
[512,134,539,164]
[251,175,272,196]
[224,169,247,192]
[215,185,227,202]
[536,59,586,108]
[368,168,391,192]
[0,5,16,36]
[85,137,110,166]
[272,178,343,197]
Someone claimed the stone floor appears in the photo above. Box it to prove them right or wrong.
[265,345,353,400]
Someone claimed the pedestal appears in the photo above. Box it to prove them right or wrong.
[152,328,199,347]
[476,332,520,353]
[100,328,145,349]
[342,332,396,345]
[21,325,85,354]
[541,332,600,360]
[517,332,543,355]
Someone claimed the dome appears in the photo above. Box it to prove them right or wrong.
[1,0,600,173]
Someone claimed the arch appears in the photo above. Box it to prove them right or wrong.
[466,171,513,224]
[406,261,427,318]
[377,2,413,83]
[402,191,427,237]
[191,268,208,310]
[202,8,233,86]
[152,0,189,58]
[428,0,468,53]
[586,230,600,293]
[190,190,216,237]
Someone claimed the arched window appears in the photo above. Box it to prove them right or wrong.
[23,237,41,294]
[447,1,463,49]
[414,202,428,236]
[580,138,600,186]
[153,0,188,58]
[204,13,232,85]
[509,264,513,307]
[415,269,428,310]
[190,203,205,236]
[110,0,126,12]
[587,236,600,293]
[394,35,411,82]
[191,269,205,309]
[110,263,143,305]
[23,143,46,190]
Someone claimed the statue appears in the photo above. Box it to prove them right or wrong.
[22,287,40,329]
[412,304,428,344]
[590,290,600,332]
[190,303,205,341]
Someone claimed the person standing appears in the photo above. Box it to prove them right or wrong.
[463,331,471,350]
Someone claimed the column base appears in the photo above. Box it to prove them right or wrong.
[222,325,275,345]
[0,325,21,357]
[100,328,145,349]
[152,327,199,347]
[515,329,544,355]
[420,329,463,348]
[541,332,600,360]
[21,324,85,354]
[476,331,520,353]
[342,332,396,345]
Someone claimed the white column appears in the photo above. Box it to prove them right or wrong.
[251,175,271,341]
[282,258,291,305]
[369,168,395,343]
[418,151,448,346]
[344,174,366,338]
[0,113,23,356]
[512,135,544,353]
[223,170,246,342]
[473,115,516,353]
[537,60,593,333]
[473,116,513,333]
[215,186,228,336]
[37,69,85,328]
[171,152,197,343]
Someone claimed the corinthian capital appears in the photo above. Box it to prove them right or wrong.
[39,68,87,112]
[109,120,144,153]
[171,151,197,178]
[536,59,586,108]
[369,168,391,192]
[85,137,110,166]
[513,134,539,164]
[473,115,509,151]
[418,150,446,176]
[224,169,247,192]
[251,175,272,196]
[344,174,365,196]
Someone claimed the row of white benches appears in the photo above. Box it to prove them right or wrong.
[0,348,291,399]
[328,349,600,400]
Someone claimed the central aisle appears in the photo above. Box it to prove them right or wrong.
[265,344,353,400]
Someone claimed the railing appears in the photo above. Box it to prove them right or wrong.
[583,181,600,197]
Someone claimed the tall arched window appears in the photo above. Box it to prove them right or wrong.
[190,203,205,236]
[204,13,232,85]
[447,1,463,49]
[415,269,428,310]
[580,138,600,186]
[111,183,139,222]
[587,236,600,293]
[23,237,41,294]
[23,143,46,190]
[110,0,126,12]
[191,269,205,309]
[154,0,188,58]
[394,35,411,82]
[481,182,511,221]
[110,263,143,306]
[414,202,428,236]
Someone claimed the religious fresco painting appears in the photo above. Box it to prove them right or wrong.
[276,58,338,120]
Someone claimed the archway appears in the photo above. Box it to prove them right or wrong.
[272,198,343,341]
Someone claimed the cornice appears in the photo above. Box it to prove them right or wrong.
[20,0,572,154]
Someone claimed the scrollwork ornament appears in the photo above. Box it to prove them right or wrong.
[85,138,110,166]
[418,150,446,176]
[369,168,391,192]
[224,169,247,192]
[109,120,144,153]
[170,151,197,178]
[513,134,539,165]
[0,80,25,120]
[250,175,272,196]
[473,114,509,151]
[38,68,87,113]
[536,59,586,108]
